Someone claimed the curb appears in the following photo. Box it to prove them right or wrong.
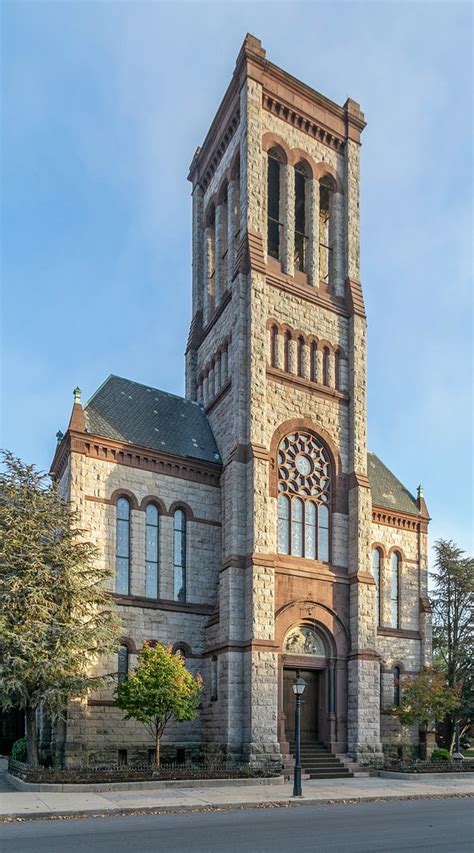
[4,772,284,793]
[2,792,473,822]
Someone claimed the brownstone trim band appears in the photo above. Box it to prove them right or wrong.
[225,443,270,465]
[348,572,376,585]
[110,593,214,616]
[348,649,382,662]
[204,639,279,656]
[266,270,349,318]
[204,380,231,415]
[377,627,421,640]
[266,366,349,404]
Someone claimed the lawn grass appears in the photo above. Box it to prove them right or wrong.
[462,749,474,757]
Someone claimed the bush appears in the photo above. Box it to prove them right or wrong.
[431,748,452,763]
[11,737,27,763]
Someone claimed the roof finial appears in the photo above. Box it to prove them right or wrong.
[56,430,64,445]
[417,484,424,499]
[73,386,82,403]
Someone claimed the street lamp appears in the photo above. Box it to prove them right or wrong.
[292,674,306,797]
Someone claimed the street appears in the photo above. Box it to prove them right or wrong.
[1,797,472,852]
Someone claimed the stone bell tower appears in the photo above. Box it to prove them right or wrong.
[186,35,382,763]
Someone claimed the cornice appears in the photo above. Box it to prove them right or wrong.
[377,626,421,641]
[110,593,214,616]
[372,505,428,533]
[67,430,222,487]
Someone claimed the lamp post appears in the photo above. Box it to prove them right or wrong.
[453,721,464,765]
[292,674,306,797]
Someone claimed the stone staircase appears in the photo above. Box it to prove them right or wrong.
[284,742,354,780]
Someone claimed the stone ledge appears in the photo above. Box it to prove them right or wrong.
[4,771,284,793]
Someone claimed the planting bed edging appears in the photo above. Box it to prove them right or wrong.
[5,772,284,793]
[378,770,474,781]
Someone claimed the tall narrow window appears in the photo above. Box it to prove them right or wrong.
[372,548,381,625]
[277,432,332,561]
[284,331,292,372]
[116,497,130,595]
[277,494,290,554]
[118,644,129,685]
[390,552,400,628]
[267,150,281,260]
[294,164,308,272]
[270,325,278,368]
[145,504,159,598]
[319,178,332,283]
[323,347,330,386]
[335,350,341,391]
[393,666,401,706]
[310,341,318,382]
[211,655,218,701]
[297,336,305,377]
[173,509,186,602]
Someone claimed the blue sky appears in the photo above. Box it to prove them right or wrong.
[1,1,472,558]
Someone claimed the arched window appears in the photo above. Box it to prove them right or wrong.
[372,548,381,625]
[173,509,186,602]
[270,325,278,368]
[390,552,400,628]
[116,497,130,595]
[323,347,330,386]
[393,666,401,706]
[297,336,305,377]
[310,341,318,382]
[335,350,341,391]
[267,149,282,260]
[118,644,129,684]
[319,177,333,283]
[145,503,159,598]
[277,431,331,561]
[294,163,308,272]
[284,330,292,373]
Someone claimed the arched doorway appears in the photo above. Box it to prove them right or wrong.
[281,625,329,745]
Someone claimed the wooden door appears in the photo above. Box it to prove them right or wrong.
[283,668,318,742]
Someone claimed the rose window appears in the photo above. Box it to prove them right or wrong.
[277,432,331,562]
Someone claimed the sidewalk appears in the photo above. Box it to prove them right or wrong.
[1,770,473,820]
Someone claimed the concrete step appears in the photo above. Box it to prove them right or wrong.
[308,770,354,779]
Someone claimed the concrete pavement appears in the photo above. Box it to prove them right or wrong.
[0,769,473,820]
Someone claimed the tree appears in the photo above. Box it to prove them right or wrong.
[116,642,202,764]
[0,451,121,766]
[431,539,474,749]
[393,668,461,729]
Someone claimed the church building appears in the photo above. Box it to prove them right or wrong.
[50,35,431,769]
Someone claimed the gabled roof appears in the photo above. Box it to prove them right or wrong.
[367,452,420,516]
[83,375,221,466]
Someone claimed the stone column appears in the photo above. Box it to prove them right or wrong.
[215,204,223,307]
[330,191,344,297]
[208,363,215,401]
[227,180,236,287]
[276,333,284,370]
[282,163,295,276]
[215,353,221,396]
[328,660,337,745]
[308,178,320,286]
[202,373,209,407]
[191,185,204,313]
[315,348,323,384]
[288,338,297,375]
[203,226,215,324]
[328,350,336,389]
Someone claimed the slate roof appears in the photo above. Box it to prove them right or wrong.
[367,452,419,515]
[84,375,221,465]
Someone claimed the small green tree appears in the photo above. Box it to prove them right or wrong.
[393,669,461,730]
[116,642,202,764]
[0,451,121,766]
[431,539,474,750]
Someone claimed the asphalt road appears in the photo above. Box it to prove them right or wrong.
[1,798,473,852]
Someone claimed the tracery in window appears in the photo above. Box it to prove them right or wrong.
[372,548,381,625]
[116,497,130,595]
[267,149,282,260]
[173,509,187,602]
[277,432,331,561]
[145,503,159,598]
[390,552,400,628]
[294,163,308,272]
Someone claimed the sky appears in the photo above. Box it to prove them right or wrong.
[1,0,473,560]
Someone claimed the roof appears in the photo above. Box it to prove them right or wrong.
[367,452,419,516]
[83,375,221,466]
